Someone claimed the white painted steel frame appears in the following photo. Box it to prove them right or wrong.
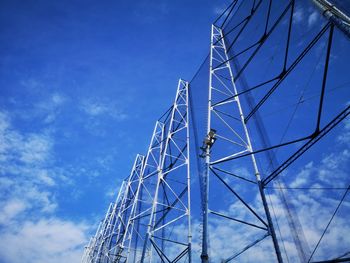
[83,80,191,263]
[200,24,283,263]
[140,79,192,263]
[104,154,145,263]
[122,121,165,262]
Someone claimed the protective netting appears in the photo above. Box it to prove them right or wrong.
[84,1,350,262]
[189,0,350,262]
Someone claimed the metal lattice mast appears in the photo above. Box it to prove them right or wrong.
[200,24,283,262]
[82,236,95,262]
[104,154,145,263]
[88,182,126,263]
[120,121,166,262]
[84,222,103,262]
[94,201,121,262]
[82,155,144,263]
[140,79,191,263]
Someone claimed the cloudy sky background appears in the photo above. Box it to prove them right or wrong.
[0,1,232,262]
[1,0,349,262]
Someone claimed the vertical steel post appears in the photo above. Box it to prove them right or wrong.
[186,81,192,263]
[124,122,164,262]
[94,203,114,263]
[201,25,214,263]
[139,121,166,262]
[310,0,350,38]
[217,25,283,263]
[140,79,191,263]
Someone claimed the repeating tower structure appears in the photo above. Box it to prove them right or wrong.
[120,120,165,262]
[140,79,191,263]
[83,1,350,262]
[82,154,144,263]
[83,79,191,263]
[200,24,283,263]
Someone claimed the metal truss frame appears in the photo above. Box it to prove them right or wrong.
[121,120,166,262]
[83,1,350,262]
[140,79,191,263]
[83,182,126,263]
[104,154,145,263]
[82,154,145,263]
[194,0,350,261]
[83,79,191,263]
[200,24,283,263]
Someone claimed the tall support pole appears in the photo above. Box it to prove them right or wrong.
[104,154,144,263]
[90,222,103,261]
[141,79,192,263]
[311,0,350,38]
[186,80,192,263]
[202,24,284,262]
[217,26,283,263]
[82,237,93,263]
[93,202,114,263]
[116,155,144,262]
[122,121,165,262]
[93,179,130,263]
[200,25,214,263]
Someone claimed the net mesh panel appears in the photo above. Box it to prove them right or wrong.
[85,1,350,262]
[189,0,350,262]
[189,56,210,209]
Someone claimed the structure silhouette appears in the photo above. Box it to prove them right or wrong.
[82,1,350,262]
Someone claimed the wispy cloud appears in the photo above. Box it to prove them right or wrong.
[0,110,91,262]
[132,0,169,24]
[80,98,127,121]
[187,119,350,262]
[308,11,319,28]
[213,6,226,16]
[337,117,350,145]
[10,91,68,124]
[0,111,57,217]
[293,7,304,24]
[0,198,27,224]
[37,93,67,124]
[0,218,89,263]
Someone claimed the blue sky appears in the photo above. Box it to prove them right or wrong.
[1,0,350,262]
[0,1,231,262]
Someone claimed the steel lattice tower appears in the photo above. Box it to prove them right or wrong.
[200,24,282,263]
[83,80,191,263]
[83,1,350,262]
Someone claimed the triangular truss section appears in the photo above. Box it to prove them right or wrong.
[199,24,283,263]
[140,79,191,263]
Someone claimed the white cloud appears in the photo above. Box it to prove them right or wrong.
[0,111,54,177]
[213,6,225,16]
[20,134,52,164]
[293,8,304,24]
[0,111,60,219]
[0,218,89,263]
[11,92,68,124]
[308,11,319,28]
[337,118,350,145]
[80,99,128,120]
[81,101,108,116]
[0,110,91,262]
[38,93,66,110]
[0,199,27,224]
[51,93,66,106]
[20,78,41,91]
[186,120,350,262]
[37,93,67,124]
